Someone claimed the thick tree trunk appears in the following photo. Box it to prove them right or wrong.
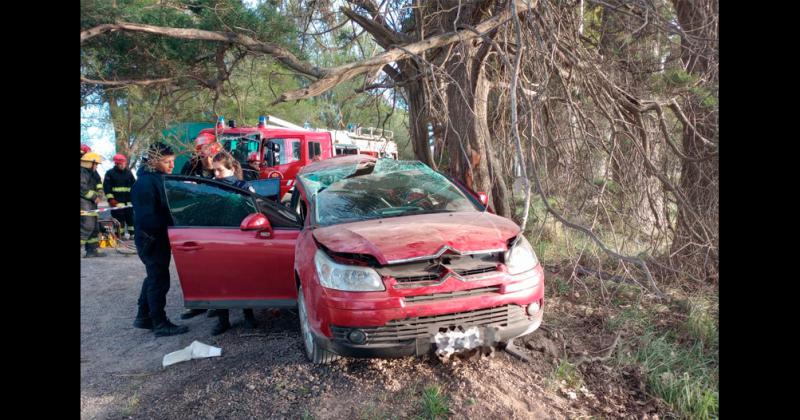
[404,77,435,168]
[440,46,512,219]
[669,0,719,280]
[476,70,512,218]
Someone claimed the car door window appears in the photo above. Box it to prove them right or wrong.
[164,178,257,227]
[254,196,301,228]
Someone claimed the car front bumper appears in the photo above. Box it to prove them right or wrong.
[313,302,544,359]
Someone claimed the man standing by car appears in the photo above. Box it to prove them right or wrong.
[104,153,136,239]
[131,142,189,337]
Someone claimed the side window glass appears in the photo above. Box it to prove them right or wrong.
[255,197,301,228]
[264,139,283,166]
[164,178,257,227]
[291,140,301,162]
[308,141,321,160]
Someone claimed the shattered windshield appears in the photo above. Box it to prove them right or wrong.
[300,159,479,226]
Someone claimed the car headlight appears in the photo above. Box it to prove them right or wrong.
[505,236,539,275]
[314,250,385,291]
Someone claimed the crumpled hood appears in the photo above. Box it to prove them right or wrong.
[312,211,521,265]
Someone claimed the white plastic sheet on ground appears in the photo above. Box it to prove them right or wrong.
[162,341,222,368]
[434,327,483,359]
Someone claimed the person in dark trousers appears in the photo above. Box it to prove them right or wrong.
[104,153,136,239]
[81,152,106,258]
[131,143,189,337]
[180,132,220,179]
[208,151,258,335]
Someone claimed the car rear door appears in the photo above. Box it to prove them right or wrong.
[163,176,302,309]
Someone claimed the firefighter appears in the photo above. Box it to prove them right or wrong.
[131,142,189,337]
[80,152,105,258]
[104,154,136,239]
[243,151,261,181]
[180,133,220,178]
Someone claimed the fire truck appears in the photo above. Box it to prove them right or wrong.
[194,115,398,198]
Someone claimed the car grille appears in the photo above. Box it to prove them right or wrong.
[394,266,498,283]
[331,304,526,344]
[403,286,500,303]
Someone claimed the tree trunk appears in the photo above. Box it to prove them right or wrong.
[404,77,435,168]
[440,42,513,219]
[669,0,719,280]
[105,90,129,157]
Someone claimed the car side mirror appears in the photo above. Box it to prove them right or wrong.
[240,213,273,239]
[477,191,489,206]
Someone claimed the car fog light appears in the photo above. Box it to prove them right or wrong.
[527,302,540,316]
[347,329,367,344]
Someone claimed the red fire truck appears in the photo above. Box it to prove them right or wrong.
[194,115,399,198]
[197,115,333,198]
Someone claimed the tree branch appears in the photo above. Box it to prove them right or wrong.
[80,76,175,86]
[341,6,410,48]
[81,22,324,79]
[273,0,537,104]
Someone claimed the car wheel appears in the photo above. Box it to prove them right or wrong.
[297,288,339,364]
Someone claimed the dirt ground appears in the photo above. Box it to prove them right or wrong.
[81,245,668,419]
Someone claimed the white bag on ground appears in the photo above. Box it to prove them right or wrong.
[162,341,222,367]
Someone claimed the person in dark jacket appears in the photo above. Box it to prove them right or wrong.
[131,142,189,337]
[81,152,105,258]
[207,151,258,335]
[180,132,220,179]
[104,153,136,239]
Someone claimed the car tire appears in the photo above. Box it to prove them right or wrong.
[298,288,339,364]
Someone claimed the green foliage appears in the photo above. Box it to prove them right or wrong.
[418,385,450,420]
[81,0,409,156]
[624,332,718,419]
[553,359,583,389]
[610,300,719,419]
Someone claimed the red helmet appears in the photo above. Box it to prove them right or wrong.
[113,154,127,164]
[80,144,91,154]
[194,133,221,155]
[247,151,261,162]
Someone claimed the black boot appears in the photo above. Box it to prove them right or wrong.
[243,309,258,329]
[84,243,106,258]
[211,310,231,335]
[153,319,189,337]
[180,308,207,319]
[133,317,154,330]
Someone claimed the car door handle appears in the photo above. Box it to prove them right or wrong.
[175,242,203,251]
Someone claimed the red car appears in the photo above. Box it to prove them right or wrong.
[164,155,544,363]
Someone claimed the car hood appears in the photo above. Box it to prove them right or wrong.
[312,211,521,265]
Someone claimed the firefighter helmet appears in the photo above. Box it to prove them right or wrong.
[194,133,221,155]
[81,144,92,155]
[247,151,261,162]
[113,153,127,164]
[81,152,103,164]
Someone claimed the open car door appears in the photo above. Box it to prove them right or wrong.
[163,175,302,309]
